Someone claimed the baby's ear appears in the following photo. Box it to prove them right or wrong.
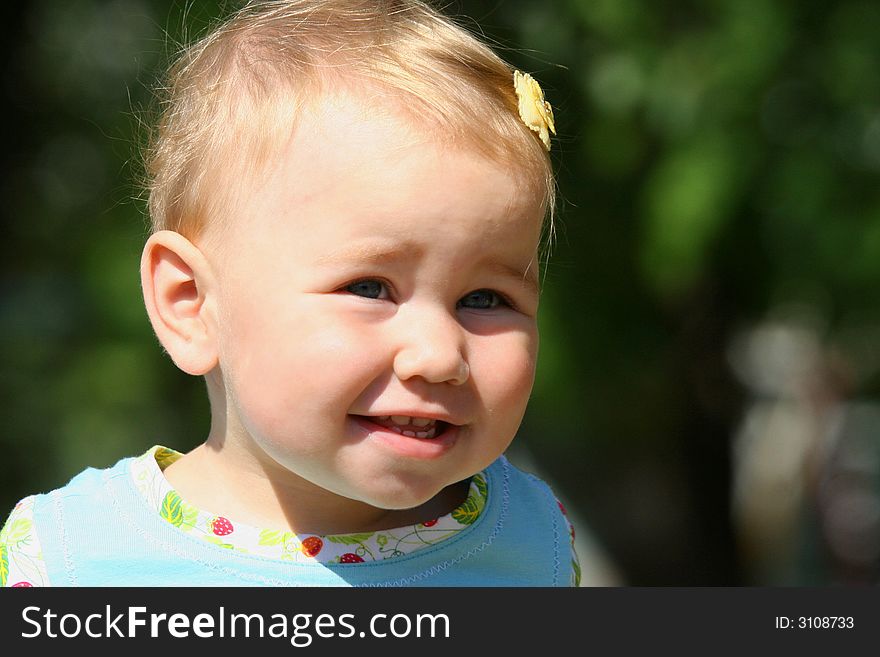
[140,230,219,376]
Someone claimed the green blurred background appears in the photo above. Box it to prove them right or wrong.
[3,0,880,585]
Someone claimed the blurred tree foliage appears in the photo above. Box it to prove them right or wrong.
[2,0,879,585]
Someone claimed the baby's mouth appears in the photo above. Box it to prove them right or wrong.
[359,415,448,439]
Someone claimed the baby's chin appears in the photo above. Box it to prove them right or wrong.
[331,472,461,515]
[343,480,449,513]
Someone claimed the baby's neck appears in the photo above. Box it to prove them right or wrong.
[162,442,469,535]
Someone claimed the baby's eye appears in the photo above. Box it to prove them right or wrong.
[457,289,507,310]
[344,279,388,299]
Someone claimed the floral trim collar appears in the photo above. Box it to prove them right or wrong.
[130,445,488,564]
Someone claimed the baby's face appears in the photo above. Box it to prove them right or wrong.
[208,92,544,513]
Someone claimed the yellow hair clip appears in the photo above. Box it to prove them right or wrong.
[514,70,556,151]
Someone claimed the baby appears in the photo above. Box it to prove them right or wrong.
[1,0,577,586]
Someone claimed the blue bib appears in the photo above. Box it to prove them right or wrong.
[32,454,572,586]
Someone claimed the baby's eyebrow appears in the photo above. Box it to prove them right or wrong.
[312,242,421,267]
[482,259,540,295]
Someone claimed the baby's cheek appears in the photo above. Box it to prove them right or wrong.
[235,323,378,414]
[474,331,537,410]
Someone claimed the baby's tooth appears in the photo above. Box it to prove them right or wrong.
[391,415,410,425]
[416,431,428,438]
[412,417,433,427]
[402,430,416,437]
[390,426,403,434]
[425,427,437,439]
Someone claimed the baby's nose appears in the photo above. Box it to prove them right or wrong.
[392,307,469,385]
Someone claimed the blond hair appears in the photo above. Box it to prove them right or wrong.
[146,0,556,249]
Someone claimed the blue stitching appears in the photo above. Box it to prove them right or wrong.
[367,457,511,587]
[51,489,78,587]
[523,472,563,586]
[547,486,562,586]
